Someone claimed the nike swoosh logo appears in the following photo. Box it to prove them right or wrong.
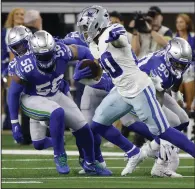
[160,171,172,177]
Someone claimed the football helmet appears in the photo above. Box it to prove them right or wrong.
[77,5,110,43]
[8,25,32,57]
[29,30,56,69]
[165,37,192,79]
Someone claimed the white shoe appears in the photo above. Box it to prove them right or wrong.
[151,159,182,178]
[78,161,107,174]
[121,149,147,176]
[141,141,159,158]
[103,142,115,148]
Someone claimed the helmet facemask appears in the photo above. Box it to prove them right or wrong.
[77,6,110,43]
[34,50,56,69]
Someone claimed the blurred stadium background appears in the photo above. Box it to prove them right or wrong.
[1,0,195,188]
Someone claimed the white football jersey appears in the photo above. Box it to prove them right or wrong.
[90,24,152,97]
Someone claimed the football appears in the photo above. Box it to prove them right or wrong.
[79,59,101,79]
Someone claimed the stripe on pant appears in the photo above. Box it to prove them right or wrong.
[21,103,50,120]
[148,86,169,131]
[143,88,162,133]
[145,87,168,134]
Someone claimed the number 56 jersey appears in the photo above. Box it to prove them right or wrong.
[96,24,151,98]
[12,42,72,97]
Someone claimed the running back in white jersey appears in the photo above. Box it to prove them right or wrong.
[94,24,151,97]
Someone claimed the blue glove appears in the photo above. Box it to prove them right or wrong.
[73,61,93,81]
[12,123,24,143]
[105,27,126,43]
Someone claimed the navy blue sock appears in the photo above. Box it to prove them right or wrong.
[50,108,65,156]
[73,124,95,163]
[159,127,195,157]
[33,137,53,150]
[93,132,104,163]
[72,132,85,159]
[91,121,138,156]
[128,121,155,141]
[174,122,189,131]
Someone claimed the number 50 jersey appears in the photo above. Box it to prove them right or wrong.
[95,24,151,98]
[10,42,72,97]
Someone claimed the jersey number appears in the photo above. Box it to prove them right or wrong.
[158,63,169,78]
[21,58,34,73]
[36,74,64,96]
[55,45,65,58]
[100,51,123,78]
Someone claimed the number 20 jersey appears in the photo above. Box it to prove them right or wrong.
[95,24,151,98]
[12,42,72,97]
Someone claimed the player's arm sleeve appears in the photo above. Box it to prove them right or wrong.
[60,37,80,45]
[69,45,94,61]
[8,77,24,122]
[171,76,183,92]
[91,73,114,92]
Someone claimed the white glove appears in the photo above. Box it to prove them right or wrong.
[159,140,174,161]
[171,91,184,102]
[151,75,164,92]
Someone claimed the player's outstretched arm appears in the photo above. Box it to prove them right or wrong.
[8,75,25,143]
[105,25,129,48]
[68,44,94,61]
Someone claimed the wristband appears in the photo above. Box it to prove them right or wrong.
[11,119,19,124]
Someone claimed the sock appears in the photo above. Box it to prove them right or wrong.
[72,132,85,159]
[128,121,155,141]
[91,121,139,157]
[121,125,130,138]
[73,124,95,163]
[50,108,65,156]
[174,122,189,131]
[159,127,195,157]
[33,137,53,150]
[93,132,104,163]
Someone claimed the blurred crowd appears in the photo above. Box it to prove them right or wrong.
[1,6,195,146]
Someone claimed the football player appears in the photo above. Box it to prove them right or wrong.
[75,5,195,176]
[7,29,112,176]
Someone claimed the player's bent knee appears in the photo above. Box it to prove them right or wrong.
[33,140,45,150]
[51,107,65,120]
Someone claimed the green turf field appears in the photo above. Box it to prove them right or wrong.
[2,132,195,188]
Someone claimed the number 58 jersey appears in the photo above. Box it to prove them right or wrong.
[96,24,151,98]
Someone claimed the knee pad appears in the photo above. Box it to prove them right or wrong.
[51,107,65,120]
[33,139,45,150]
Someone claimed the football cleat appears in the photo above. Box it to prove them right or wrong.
[54,153,70,174]
[83,161,112,176]
[121,149,147,176]
[78,160,107,174]
[151,159,182,178]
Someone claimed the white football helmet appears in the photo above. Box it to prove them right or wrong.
[77,5,110,43]
[165,37,192,79]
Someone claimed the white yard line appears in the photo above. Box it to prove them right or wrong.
[2,157,125,161]
[2,166,194,170]
[2,150,192,158]
[2,176,195,180]
[2,181,43,184]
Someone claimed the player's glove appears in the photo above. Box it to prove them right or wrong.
[159,141,173,161]
[12,123,24,143]
[73,61,93,81]
[105,27,126,43]
[150,75,164,92]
